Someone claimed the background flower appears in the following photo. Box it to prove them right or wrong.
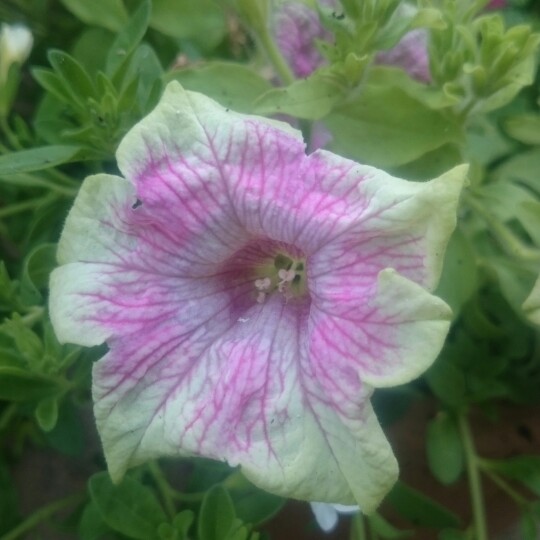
[0,23,33,84]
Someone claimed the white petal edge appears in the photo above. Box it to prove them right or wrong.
[362,268,452,388]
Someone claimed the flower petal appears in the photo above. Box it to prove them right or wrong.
[309,164,467,293]
[50,173,253,346]
[376,29,431,83]
[309,269,451,389]
[93,295,396,512]
[272,2,329,78]
[310,502,339,532]
[117,82,439,258]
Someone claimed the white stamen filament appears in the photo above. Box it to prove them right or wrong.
[278,268,296,293]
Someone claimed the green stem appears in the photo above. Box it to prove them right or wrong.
[258,28,295,85]
[0,116,23,151]
[464,193,540,262]
[20,306,45,327]
[350,513,367,540]
[0,403,17,431]
[480,465,528,507]
[0,493,84,540]
[45,168,80,188]
[0,198,46,218]
[459,414,488,540]
[148,462,177,519]
[0,173,78,196]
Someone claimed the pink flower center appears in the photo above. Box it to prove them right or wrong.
[254,254,307,304]
[219,239,309,309]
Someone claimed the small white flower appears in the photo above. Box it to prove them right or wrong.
[0,23,33,82]
[310,502,360,533]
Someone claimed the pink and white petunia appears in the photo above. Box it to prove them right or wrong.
[272,0,431,83]
[49,82,465,513]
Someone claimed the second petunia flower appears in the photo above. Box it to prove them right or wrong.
[49,82,466,513]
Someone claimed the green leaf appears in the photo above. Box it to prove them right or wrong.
[385,482,460,529]
[32,69,73,103]
[198,485,237,540]
[0,262,18,309]
[325,83,461,168]
[486,456,540,496]
[79,501,113,540]
[19,243,57,306]
[465,115,514,166]
[493,148,540,196]
[0,314,43,368]
[151,0,226,49]
[368,513,412,538]
[425,356,466,409]
[228,476,285,526]
[72,28,116,77]
[519,201,540,246]
[89,472,166,540]
[426,413,464,485]
[0,346,21,368]
[0,145,84,175]
[254,76,346,120]
[35,396,59,432]
[60,0,129,32]
[435,228,478,317]
[46,399,86,456]
[48,50,97,106]
[490,258,537,313]
[121,44,163,112]
[504,114,540,146]
[0,367,60,402]
[157,511,194,540]
[392,143,462,182]
[106,1,152,76]
[167,63,272,113]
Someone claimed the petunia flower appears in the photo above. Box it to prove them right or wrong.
[49,82,465,513]
[375,28,431,84]
[272,0,431,83]
[273,1,331,78]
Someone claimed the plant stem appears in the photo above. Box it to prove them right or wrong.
[20,306,45,326]
[0,403,17,431]
[0,493,84,540]
[480,466,528,507]
[0,116,23,151]
[464,193,540,262]
[350,513,367,540]
[459,413,488,540]
[0,198,45,218]
[258,28,295,85]
[148,461,177,519]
